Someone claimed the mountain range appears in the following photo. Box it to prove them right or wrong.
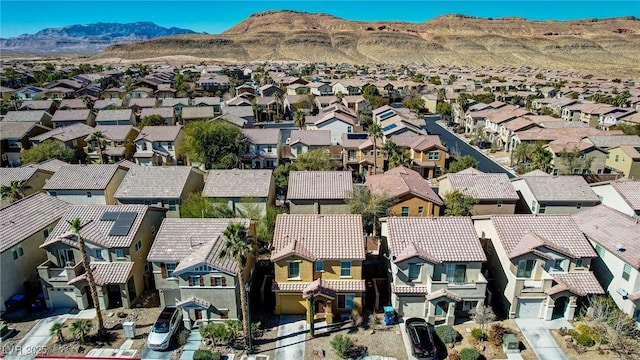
[0,22,198,54]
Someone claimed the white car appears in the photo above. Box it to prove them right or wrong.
[147,307,182,351]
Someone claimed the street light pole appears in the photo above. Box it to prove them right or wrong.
[245,283,253,353]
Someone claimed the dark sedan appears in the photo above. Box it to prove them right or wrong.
[405,318,441,359]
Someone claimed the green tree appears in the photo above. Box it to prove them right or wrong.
[139,114,166,128]
[293,109,306,130]
[389,148,412,168]
[294,149,340,171]
[447,155,478,173]
[402,97,425,112]
[531,145,553,173]
[257,207,282,245]
[49,322,67,343]
[554,147,594,175]
[87,131,106,164]
[70,319,93,344]
[273,163,295,198]
[367,123,383,175]
[1,180,32,202]
[181,121,248,169]
[180,192,216,218]
[219,223,254,351]
[348,186,395,236]
[443,189,478,216]
[612,123,640,135]
[436,102,452,118]
[20,140,76,164]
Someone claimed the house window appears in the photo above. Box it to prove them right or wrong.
[211,277,224,287]
[531,200,537,212]
[595,244,605,258]
[165,263,176,278]
[142,143,148,151]
[539,204,546,214]
[597,169,603,175]
[288,261,300,279]
[576,259,583,268]
[446,264,466,284]
[517,259,535,278]
[418,206,424,215]
[115,249,125,259]
[50,191,57,197]
[190,275,203,287]
[167,142,173,150]
[497,200,503,208]
[622,264,631,281]
[401,207,409,217]
[338,294,355,309]
[408,264,420,281]
[220,310,229,319]
[12,250,18,260]
[316,261,324,272]
[86,192,92,198]
[95,249,104,260]
[340,261,352,277]
[347,126,353,133]
[435,166,441,176]
[168,200,177,211]
[134,239,142,252]
[554,259,563,270]
[44,228,50,238]
[462,301,478,311]
[428,151,440,160]
[576,203,582,210]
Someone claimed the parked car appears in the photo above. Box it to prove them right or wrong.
[405,318,439,359]
[4,293,26,312]
[477,140,492,149]
[147,307,182,351]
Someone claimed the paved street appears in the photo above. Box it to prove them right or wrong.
[515,318,567,360]
[274,315,307,360]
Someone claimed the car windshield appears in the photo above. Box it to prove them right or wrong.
[152,321,170,333]
[414,325,433,347]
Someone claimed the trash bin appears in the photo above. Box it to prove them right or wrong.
[383,306,395,325]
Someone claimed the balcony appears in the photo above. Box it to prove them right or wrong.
[38,260,84,283]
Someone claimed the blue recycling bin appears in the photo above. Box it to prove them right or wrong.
[383,306,395,325]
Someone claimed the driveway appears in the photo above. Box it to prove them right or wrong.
[274,315,307,360]
[3,308,75,359]
[515,318,567,360]
[398,319,419,360]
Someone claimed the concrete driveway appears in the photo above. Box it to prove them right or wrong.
[516,318,567,360]
[398,319,419,360]
[3,308,76,359]
[274,315,307,360]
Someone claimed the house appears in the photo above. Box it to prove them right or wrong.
[259,84,284,98]
[114,166,205,218]
[138,106,175,126]
[84,125,139,164]
[45,87,75,100]
[0,193,72,313]
[438,168,519,215]
[545,138,608,175]
[473,215,604,320]
[306,111,357,145]
[3,110,53,127]
[511,173,600,214]
[271,214,366,324]
[161,98,190,117]
[21,158,69,173]
[95,109,136,126]
[0,121,51,167]
[127,87,154,99]
[44,164,129,205]
[93,99,123,111]
[19,100,57,113]
[59,98,88,110]
[13,86,45,101]
[241,128,281,169]
[30,122,95,156]
[572,205,640,323]
[100,88,126,100]
[605,145,640,179]
[285,130,332,160]
[308,82,333,96]
[287,171,352,214]
[51,109,96,128]
[127,98,157,114]
[154,85,176,99]
[181,106,214,123]
[590,179,640,217]
[37,204,167,309]
[391,135,448,178]
[147,218,255,328]
[381,217,487,324]
[0,167,54,208]
[202,169,275,218]
[340,133,372,173]
[133,125,184,166]
[192,97,222,114]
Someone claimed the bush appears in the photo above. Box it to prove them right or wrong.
[330,334,354,359]
[193,350,221,360]
[435,325,459,345]
[448,352,461,360]
[471,328,484,341]
[459,347,481,360]
[177,328,190,346]
[488,323,508,346]
[574,333,595,347]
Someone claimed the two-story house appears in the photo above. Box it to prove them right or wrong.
[590,179,640,218]
[391,135,448,179]
[43,164,129,205]
[202,169,275,218]
[29,122,94,157]
[285,130,332,161]
[242,128,281,169]
[381,217,487,324]
[473,215,604,320]
[366,166,443,217]
[85,125,139,164]
[0,193,71,312]
[140,107,175,126]
[271,214,366,324]
[0,122,51,167]
[147,218,255,329]
[572,205,640,323]
[0,167,54,207]
[133,125,184,166]
[511,173,600,214]
[51,110,96,128]
[306,111,357,145]
[605,145,640,179]
[95,109,136,126]
[38,204,167,309]
[181,106,214,123]
[114,166,204,218]
[4,110,53,128]
[287,171,353,214]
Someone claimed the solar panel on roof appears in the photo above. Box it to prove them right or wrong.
[379,111,395,120]
[100,212,119,221]
[383,123,397,132]
[106,211,137,236]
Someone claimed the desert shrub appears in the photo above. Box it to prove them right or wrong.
[448,351,461,360]
[435,325,459,345]
[558,327,569,336]
[177,328,190,346]
[251,322,264,339]
[471,328,484,341]
[351,309,364,327]
[459,347,481,360]
[193,350,220,360]
[488,323,508,346]
[576,323,601,344]
[567,329,579,337]
[330,334,354,359]
[574,333,595,347]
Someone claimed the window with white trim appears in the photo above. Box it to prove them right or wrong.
[622,264,631,281]
[408,264,420,281]
[115,249,125,259]
[165,263,176,278]
[288,261,300,279]
[428,151,440,160]
[338,294,355,309]
[316,261,324,272]
[462,301,478,311]
[340,261,351,277]
[134,239,142,252]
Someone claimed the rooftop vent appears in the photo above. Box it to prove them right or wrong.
[615,243,626,252]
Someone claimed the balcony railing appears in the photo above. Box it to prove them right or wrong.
[38,260,84,282]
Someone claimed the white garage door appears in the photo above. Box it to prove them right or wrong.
[400,296,426,318]
[516,298,543,318]
[49,289,77,309]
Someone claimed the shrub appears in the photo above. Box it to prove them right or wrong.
[459,347,481,360]
[574,333,595,347]
[330,334,354,359]
[193,350,220,360]
[177,328,190,346]
[435,325,459,345]
[448,352,461,360]
[488,323,508,346]
[471,328,484,341]
[576,323,601,344]
[251,322,264,339]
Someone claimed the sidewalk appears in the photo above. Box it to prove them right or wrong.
[178,329,201,360]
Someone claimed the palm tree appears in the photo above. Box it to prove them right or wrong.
[458,93,469,126]
[293,109,306,130]
[87,131,106,164]
[70,319,93,344]
[381,140,398,172]
[367,123,383,175]
[1,180,32,202]
[67,218,105,332]
[389,148,412,168]
[50,322,67,343]
[219,222,254,351]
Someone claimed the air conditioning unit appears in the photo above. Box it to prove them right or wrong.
[617,288,628,298]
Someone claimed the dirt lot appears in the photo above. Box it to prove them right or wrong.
[451,319,537,360]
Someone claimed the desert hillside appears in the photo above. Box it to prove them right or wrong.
[96,11,640,77]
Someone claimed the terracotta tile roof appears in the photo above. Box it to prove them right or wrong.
[586,135,640,149]
[310,111,357,127]
[176,297,210,309]
[287,171,353,200]
[140,107,174,119]
[550,272,604,296]
[273,279,365,292]
[0,167,39,186]
[51,110,92,123]
[31,122,94,142]
[0,193,71,253]
[426,289,463,302]
[302,279,337,299]
[391,284,430,294]
[515,175,600,202]
[95,109,133,122]
[147,218,251,275]
[93,99,123,110]
[366,166,442,205]
[128,98,157,108]
[490,215,597,258]
[442,172,519,201]
[182,106,214,120]
[288,130,331,146]
[203,169,273,198]
[4,110,50,123]
[19,100,53,110]
[113,159,138,170]
[271,214,365,260]
[611,180,640,210]
[386,217,486,263]
[21,159,69,173]
[68,261,134,285]
[43,164,121,190]
[93,125,135,141]
[0,121,49,140]
[134,125,182,142]
[572,205,640,269]
[161,98,190,107]
[114,166,200,199]
[243,128,280,145]
[508,231,575,259]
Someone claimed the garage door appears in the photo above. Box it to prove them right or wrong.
[278,294,307,315]
[400,296,426,318]
[516,298,543,318]
[49,288,77,309]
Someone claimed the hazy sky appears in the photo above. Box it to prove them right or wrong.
[1,1,639,38]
